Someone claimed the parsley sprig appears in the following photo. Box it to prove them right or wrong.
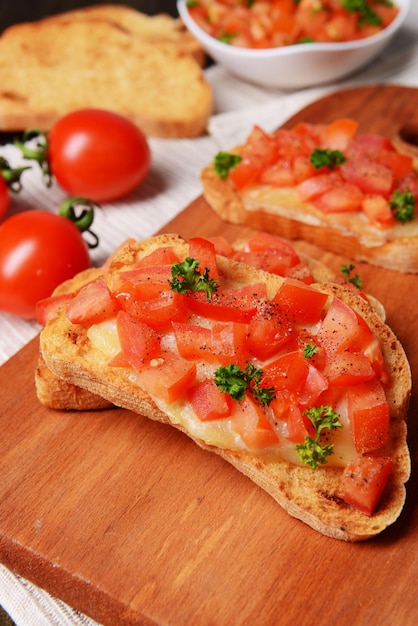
[310,148,346,170]
[169,257,219,299]
[295,405,342,470]
[214,151,242,179]
[389,189,416,223]
[214,363,275,406]
[341,263,363,289]
[341,0,388,27]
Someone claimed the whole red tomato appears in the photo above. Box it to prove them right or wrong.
[0,210,90,319]
[48,109,151,202]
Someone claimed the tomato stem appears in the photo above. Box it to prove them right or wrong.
[59,197,100,249]
[14,129,52,187]
[0,156,31,192]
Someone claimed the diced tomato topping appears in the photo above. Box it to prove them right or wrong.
[298,172,343,202]
[262,351,309,394]
[36,292,74,326]
[119,290,187,331]
[343,455,392,515]
[189,237,219,281]
[377,150,413,179]
[208,235,234,258]
[211,321,248,366]
[297,363,329,407]
[66,279,119,325]
[313,182,364,214]
[231,393,279,449]
[173,322,213,362]
[258,160,295,187]
[341,151,393,197]
[187,379,232,421]
[135,350,196,404]
[324,351,376,387]
[317,297,375,356]
[116,310,161,371]
[135,246,180,267]
[346,378,389,454]
[173,320,248,366]
[185,283,267,323]
[362,195,396,228]
[321,118,359,151]
[273,278,328,324]
[247,301,294,360]
[114,265,172,300]
[287,404,316,443]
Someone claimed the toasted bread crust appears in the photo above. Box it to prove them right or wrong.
[201,165,418,273]
[0,8,211,137]
[39,234,411,541]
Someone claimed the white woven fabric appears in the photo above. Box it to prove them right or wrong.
[1,3,417,623]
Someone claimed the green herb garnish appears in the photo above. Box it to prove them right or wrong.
[214,363,275,406]
[310,148,346,170]
[169,257,219,299]
[303,343,319,359]
[341,263,363,289]
[295,405,342,470]
[218,32,237,44]
[341,0,390,27]
[389,189,416,223]
[214,151,242,179]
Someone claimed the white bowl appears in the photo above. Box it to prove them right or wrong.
[177,0,410,90]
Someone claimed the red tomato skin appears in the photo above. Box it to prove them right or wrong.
[0,211,90,319]
[188,380,232,421]
[273,278,328,324]
[66,279,119,325]
[0,177,10,221]
[49,109,151,202]
[343,455,392,515]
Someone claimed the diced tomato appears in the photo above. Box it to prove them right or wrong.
[273,128,315,160]
[273,278,328,324]
[324,351,376,387]
[341,151,393,197]
[297,172,343,202]
[113,265,172,300]
[362,195,396,228]
[172,322,213,362]
[36,292,74,325]
[298,363,329,407]
[285,262,314,285]
[66,279,119,325]
[313,183,363,213]
[293,155,317,183]
[287,404,316,443]
[189,237,219,281]
[343,455,392,515]
[377,150,413,179]
[211,320,249,366]
[247,301,294,360]
[135,247,180,267]
[262,351,309,393]
[187,379,232,421]
[135,350,196,404]
[228,157,261,190]
[258,160,295,186]
[245,125,279,166]
[316,297,375,356]
[346,378,389,454]
[119,289,187,331]
[231,393,279,449]
[185,283,267,323]
[116,310,161,371]
[208,235,234,258]
[321,118,358,151]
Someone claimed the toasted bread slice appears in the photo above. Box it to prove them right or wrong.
[39,234,411,541]
[0,9,211,137]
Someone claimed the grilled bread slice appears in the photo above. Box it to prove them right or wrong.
[39,234,411,541]
[0,7,211,137]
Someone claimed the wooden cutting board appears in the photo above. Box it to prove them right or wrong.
[1,85,418,626]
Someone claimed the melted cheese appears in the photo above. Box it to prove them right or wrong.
[242,185,418,248]
[86,317,358,467]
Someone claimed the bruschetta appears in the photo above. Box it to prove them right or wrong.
[38,233,411,541]
[201,118,418,273]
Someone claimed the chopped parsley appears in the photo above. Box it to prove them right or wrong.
[169,257,219,299]
[389,189,416,223]
[218,32,237,44]
[214,151,242,179]
[295,405,342,470]
[341,263,363,289]
[214,363,275,406]
[310,148,346,170]
[303,343,319,359]
[341,0,389,27]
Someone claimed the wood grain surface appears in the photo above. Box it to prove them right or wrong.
[0,85,417,626]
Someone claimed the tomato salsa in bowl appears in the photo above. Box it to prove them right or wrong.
[177,0,410,89]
